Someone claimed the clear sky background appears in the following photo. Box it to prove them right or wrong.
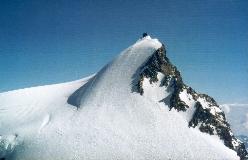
[0,0,247,104]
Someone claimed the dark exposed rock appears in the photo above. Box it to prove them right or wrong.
[133,43,248,160]
[169,77,188,112]
[186,87,198,100]
[142,33,148,38]
[188,101,231,140]
[134,44,188,111]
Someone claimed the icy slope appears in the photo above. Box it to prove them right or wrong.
[0,36,241,159]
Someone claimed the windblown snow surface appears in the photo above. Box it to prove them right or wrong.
[0,36,238,159]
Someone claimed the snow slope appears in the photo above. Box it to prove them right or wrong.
[0,36,239,159]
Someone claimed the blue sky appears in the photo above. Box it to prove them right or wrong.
[0,0,247,104]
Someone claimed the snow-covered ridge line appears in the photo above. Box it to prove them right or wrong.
[0,75,94,95]
[68,36,162,108]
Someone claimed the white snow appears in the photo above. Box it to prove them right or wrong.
[179,89,197,121]
[38,114,51,133]
[0,37,239,159]
[198,97,222,116]
[142,72,170,102]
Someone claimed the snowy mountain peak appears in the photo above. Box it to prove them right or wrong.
[67,36,162,108]
[0,36,247,160]
[67,36,247,159]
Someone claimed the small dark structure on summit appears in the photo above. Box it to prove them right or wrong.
[142,33,148,38]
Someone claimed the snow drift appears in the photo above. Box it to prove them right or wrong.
[0,35,246,160]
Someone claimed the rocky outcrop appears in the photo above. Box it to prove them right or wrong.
[133,42,248,160]
[134,44,189,111]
